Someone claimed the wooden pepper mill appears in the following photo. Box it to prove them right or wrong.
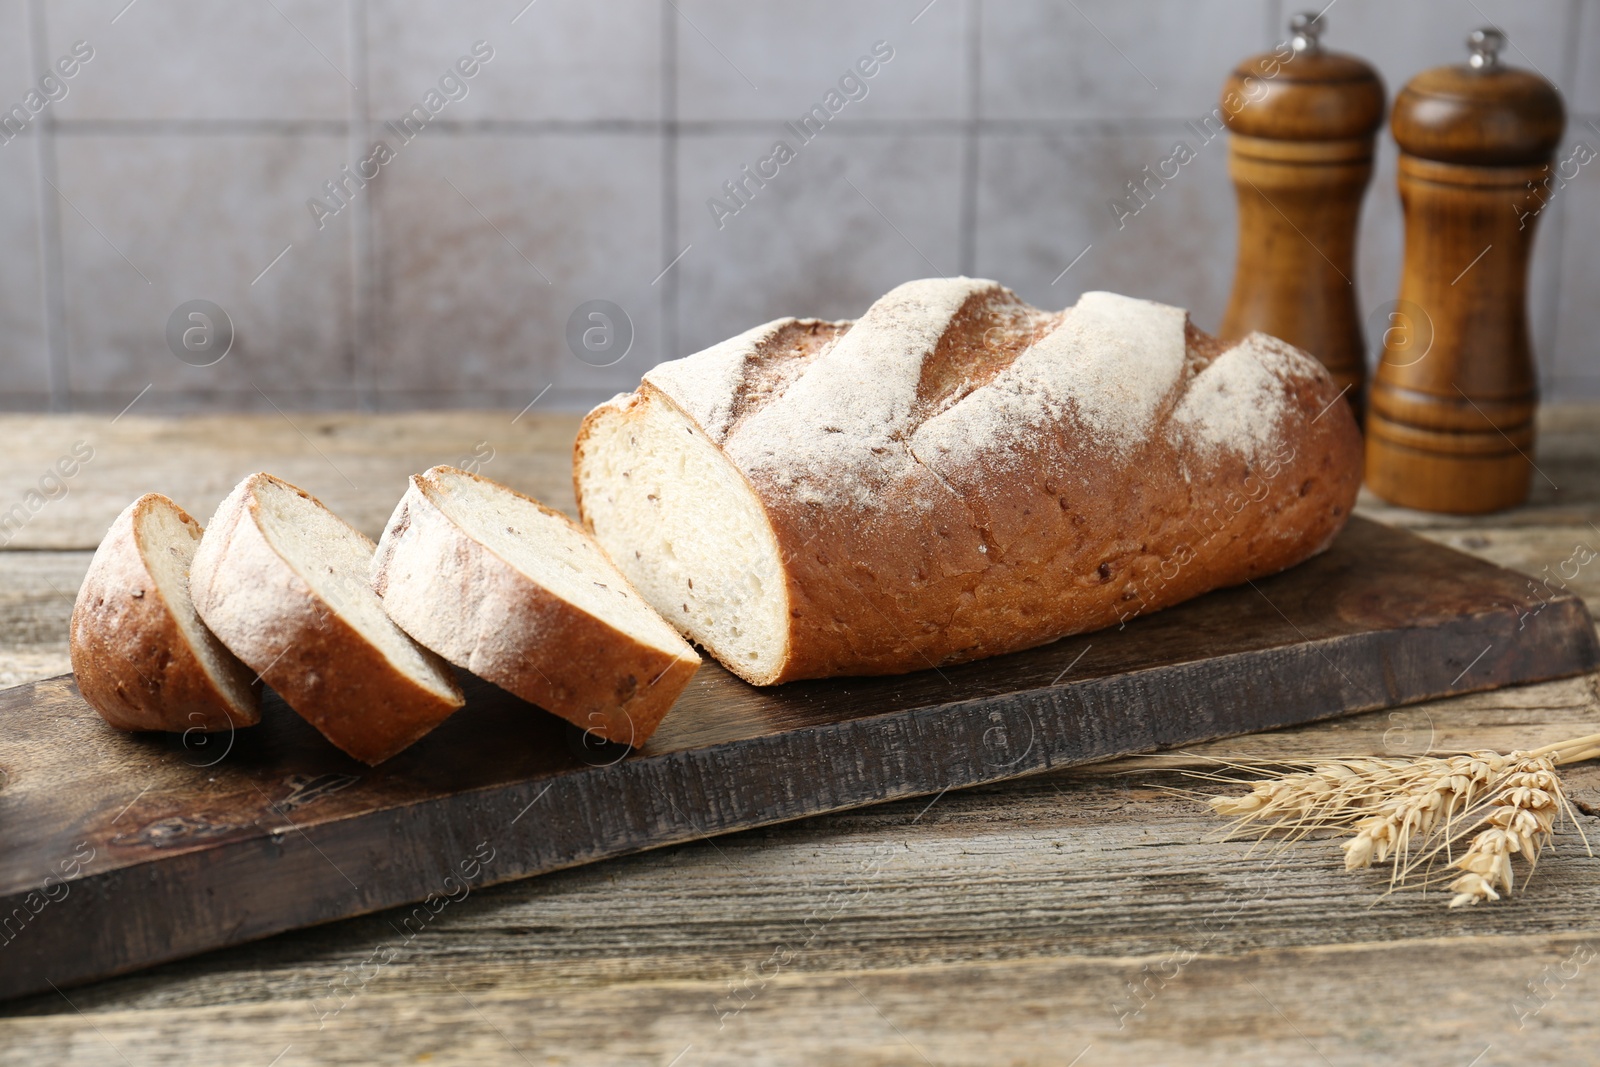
[1219,13,1385,402]
[1366,28,1566,514]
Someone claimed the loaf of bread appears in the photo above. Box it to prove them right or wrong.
[575,277,1362,686]
[371,465,700,747]
[70,493,260,733]
[190,472,464,764]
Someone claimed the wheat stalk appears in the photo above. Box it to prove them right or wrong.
[1193,731,1599,907]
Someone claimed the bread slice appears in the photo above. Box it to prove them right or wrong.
[575,278,1363,685]
[371,466,699,748]
[189,472,464,765]
[70,493,260,733]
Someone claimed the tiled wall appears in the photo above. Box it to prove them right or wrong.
[1,0,1595,414]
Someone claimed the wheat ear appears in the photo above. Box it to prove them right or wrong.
[1445,757,1567,907]
[1197,732,1599,906]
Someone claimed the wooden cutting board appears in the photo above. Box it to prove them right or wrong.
[0,516,1594,1001]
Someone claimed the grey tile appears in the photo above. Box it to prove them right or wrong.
[674,130,965,356]
[367,386,615,412]
[367,132,662,404]
[1550,172,1600,399]
[0,0,48,152]
[1312,0,1573,104]
[0,0,48,409]
[1354,137,1404,374]
[0,143,47,409]
[366,0,661,124]
[1575,0,1600,113]
[1525,166,1567,381]
[53,135,356,404]
[980,0,1270,121]
[0,0,31,90]
[47,0,350,121]
[674,0,966,122]
[973,129,1236,329]
[64,388,364,415]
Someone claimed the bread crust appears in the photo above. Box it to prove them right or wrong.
[70,494,260,733]
[371,467,699,747]
[189,473,464,765]
[575,282,1363,685]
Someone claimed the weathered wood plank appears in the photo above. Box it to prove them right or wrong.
[5,682,1595,1021]
[1,517,1594,1001]
[1415,524,1600,612]
[1,679,1596,1062]
[2,408,1598,1064]
[0,412,585,550]
[7,940,1600,1067]
[0,552,89,689]
[0,844,1595,1066]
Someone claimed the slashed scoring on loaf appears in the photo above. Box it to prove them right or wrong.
[912,290,1189,469]
[644,318,847,443]
[643,279,1283,511]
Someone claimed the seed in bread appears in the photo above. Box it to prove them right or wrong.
[70,493,260,733]
[574,277,1363,685]
[189,472,464,765]
[371,466,700,748]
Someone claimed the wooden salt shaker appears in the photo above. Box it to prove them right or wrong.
[1219,13,1385,402]
[1366,29,1566,514]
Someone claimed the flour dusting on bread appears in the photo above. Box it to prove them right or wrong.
[1170,331,1305,460]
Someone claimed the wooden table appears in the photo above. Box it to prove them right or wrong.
[1,407,1597,1066]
